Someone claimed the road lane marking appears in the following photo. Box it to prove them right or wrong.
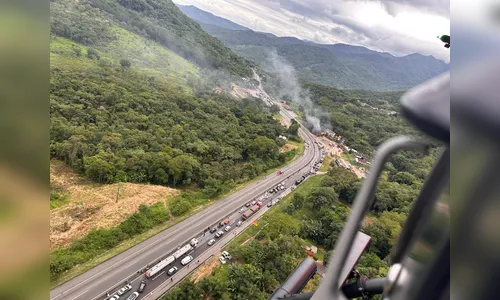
[53,130,321,300]
[68,289,89,300]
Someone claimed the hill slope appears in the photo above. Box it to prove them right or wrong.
[177,4,250,31]
[177,5,448,91]
[50,0,252,77]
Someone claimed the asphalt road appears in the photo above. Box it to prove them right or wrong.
[50,120,323,300]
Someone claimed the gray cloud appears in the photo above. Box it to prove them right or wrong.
[358,0,450,17]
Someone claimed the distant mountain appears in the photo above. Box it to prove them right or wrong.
[179,6,449,91]
[177,5,250,31]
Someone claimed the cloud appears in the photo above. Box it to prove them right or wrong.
[173,0,450,61]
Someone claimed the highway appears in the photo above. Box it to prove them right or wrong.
[50,112,324,300]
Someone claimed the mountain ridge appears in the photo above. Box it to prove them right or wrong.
[179,5,449,91]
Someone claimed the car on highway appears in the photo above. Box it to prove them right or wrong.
[117,284,132,296]
[108,295,119,300]
[218,221,225,227]
[138,280,146,293]
[209,227,217,233]
[222,251,232,260]
[215,230,224,238]
[181,256,193,266]
[208,238,216,246]
[239,207,245,213]
[224,225,231,232]
[167,266,178,275]
[224,219,230,225]
[236,220,242,227]
[257,201,262,207]
[219,256,227,264]
[245,202,252,207]
[126,292,139,300]
[190,238,198,247]
[267,202,273,207]
[251,200,257,206]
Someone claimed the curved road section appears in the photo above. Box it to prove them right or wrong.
[50,111,322,300]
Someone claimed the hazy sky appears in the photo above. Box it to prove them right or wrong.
[173,0,450,61]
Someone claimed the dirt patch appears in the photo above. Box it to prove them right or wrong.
[280,116,291,128]
[50,160,180,251]
[363,215,373,227]
[318,136,366,179]
[280,143,298,153]
[192,255,221,283]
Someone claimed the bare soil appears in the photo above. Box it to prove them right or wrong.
[192,255,220,283]
[318,136,366,178]
[50,160,180,251]
[280,143,298,153]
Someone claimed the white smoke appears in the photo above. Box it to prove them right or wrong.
[265,49,330,132]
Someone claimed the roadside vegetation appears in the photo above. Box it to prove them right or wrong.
[162,83,441,299]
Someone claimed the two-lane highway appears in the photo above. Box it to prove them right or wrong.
[50,118,323,300]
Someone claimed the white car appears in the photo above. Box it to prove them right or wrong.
[221,251,232,260]
[181,255,193,266]
[126,292,139,300]
[236,220,242,227]
[224,225,231,232]
[190,238,198,247]
[117,284,132,295]
[208,238,216,246]
[108,296,119,300]
[239,207,245,213]
[219,256,226,264]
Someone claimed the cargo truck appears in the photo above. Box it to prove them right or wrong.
[145,255,175,278]
[242,205,260,220]
[173,244,193,260]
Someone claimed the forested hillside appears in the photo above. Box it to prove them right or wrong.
[181,19,449,91]
[50,0,253,77]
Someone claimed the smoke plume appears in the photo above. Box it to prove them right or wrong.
[265,49,330,132]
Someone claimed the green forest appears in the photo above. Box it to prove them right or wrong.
[161,81,442,299]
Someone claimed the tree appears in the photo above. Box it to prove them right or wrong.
[120,58,131,69]
[308,187,338,209]
[270,104,280,113]
[390,171,416,185]
[84,155,114,183]
[287,119,299,136]
[167,155,200,186]
[292,193,306,209]
[87,48,100,60]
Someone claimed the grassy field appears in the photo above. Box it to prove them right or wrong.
[319,155,332,172]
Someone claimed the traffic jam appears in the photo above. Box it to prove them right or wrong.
[104,159,324,300]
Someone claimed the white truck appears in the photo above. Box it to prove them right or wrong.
[145,255,175,278]
[173,244,193,260]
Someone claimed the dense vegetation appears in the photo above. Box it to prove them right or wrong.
[50,47,293,193]
[184,21,449,91]
[162,77,443,299]
[50,0,253,77]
